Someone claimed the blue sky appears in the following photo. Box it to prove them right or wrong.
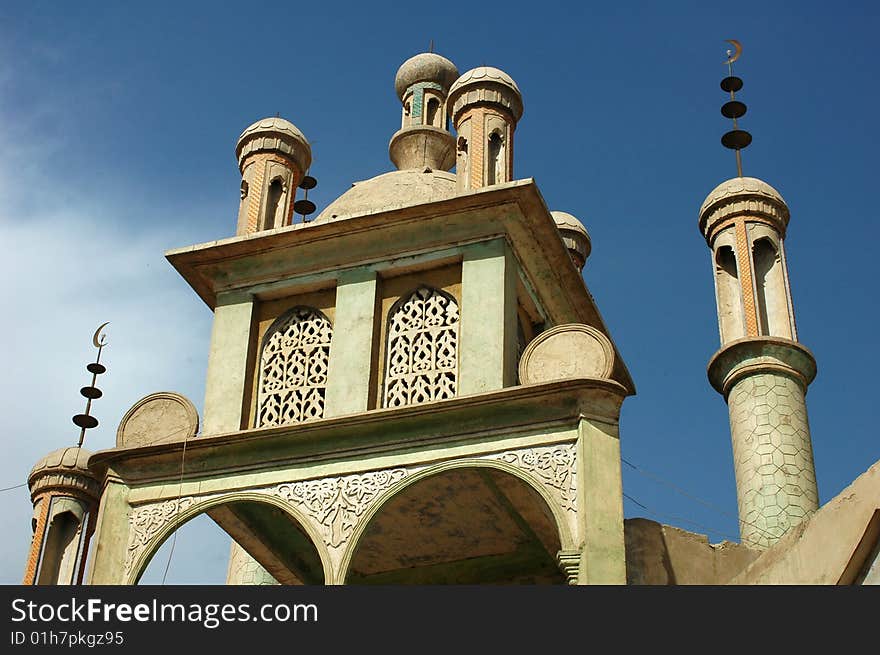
[1,1,877,584]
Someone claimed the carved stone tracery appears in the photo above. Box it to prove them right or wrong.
[383,286,459,408]
[257,306,332,427]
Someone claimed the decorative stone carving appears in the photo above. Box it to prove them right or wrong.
[123,443,577,582]
[277,469,408,549]
[518,323,614,385]
[383,286,459,408]
[556,549,580,585]
[116,392,199,448]
[494,443,577,512]
[257,306,333,427]
[125,497,194,578]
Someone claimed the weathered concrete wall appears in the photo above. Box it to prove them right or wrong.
[729,459,880,584]
[625,518,758,585]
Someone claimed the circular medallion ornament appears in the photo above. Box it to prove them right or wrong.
[116,392,199,448]
[518,323,614,385]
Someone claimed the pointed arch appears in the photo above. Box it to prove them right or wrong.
[383,286,459,408]
[257,306,333,427]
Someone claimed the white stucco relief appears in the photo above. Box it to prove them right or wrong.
[124,443,577,582]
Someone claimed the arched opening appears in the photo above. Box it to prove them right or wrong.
[714,245,745,341]
[257,306,333,427]
[263,177,284,230]
[425,97,440,127]
[346,466,565,584]
[456,136,469,185]
[383,286,459,408]
[487,131,504,185]
[753,237,791,338]
[37,510,81,585]
[403,100,411,127]
[135,499,325,585]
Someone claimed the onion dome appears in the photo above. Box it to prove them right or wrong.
[394,53,460,100]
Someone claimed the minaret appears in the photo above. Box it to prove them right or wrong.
[447,67,523,191]
[23,448,101,584]
[700,43,818,549]
[235,117,312,235]
[23,326,107,584]
[389,52,459,171]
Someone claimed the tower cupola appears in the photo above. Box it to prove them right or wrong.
[389,52,459,171]
[234,116,312,236]
[24,447,101,585]
[551,211,591,271]
[447,67,523,191]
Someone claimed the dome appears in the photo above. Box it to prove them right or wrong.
[699,176,790,239]
[29,446,93,480]
[313,169,457,223]
[551,211,590,240]
[448,66,524,121]
[699,176,787,218]
[551,211,591,269]
[394,53,459,100]
[28,446,101,500]
[234,116,312,171]
[450,66,522,95]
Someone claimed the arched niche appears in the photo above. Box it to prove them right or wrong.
[751,232,793,339]
[713,235,746,342]
[342,462,569,584]
[130,495,329,586]
[37,506,84,585]
[382,285,459,408]
[256,306,333,427]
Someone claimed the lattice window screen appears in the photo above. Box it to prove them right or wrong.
[257,306,332,427]
[383,286,459,408]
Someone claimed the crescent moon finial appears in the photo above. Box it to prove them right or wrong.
[725,39,743,65]
[93,322,110,348]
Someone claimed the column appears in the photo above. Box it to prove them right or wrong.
[202,291,255,434]
[324,268,378,417]
[576,418,626,584]
[459,239,518,394]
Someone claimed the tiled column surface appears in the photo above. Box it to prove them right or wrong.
[226,542,279,585]
[728,371,818,549]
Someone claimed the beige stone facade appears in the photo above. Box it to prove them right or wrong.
[21,50,879,587]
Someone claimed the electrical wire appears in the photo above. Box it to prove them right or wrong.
[161,434,190,585]
[621,456,780,544]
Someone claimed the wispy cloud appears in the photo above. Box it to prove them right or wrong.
[0,81,218,583]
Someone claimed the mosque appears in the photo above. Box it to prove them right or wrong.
[21,50,879,585]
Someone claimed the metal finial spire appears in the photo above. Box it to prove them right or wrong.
[429,39,434,53]
[72,322,109,447]
[719,39,751,177]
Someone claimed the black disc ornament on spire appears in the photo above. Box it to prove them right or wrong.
[72,322,109,447]
[294,173,318,222]
[719,39,751,177]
